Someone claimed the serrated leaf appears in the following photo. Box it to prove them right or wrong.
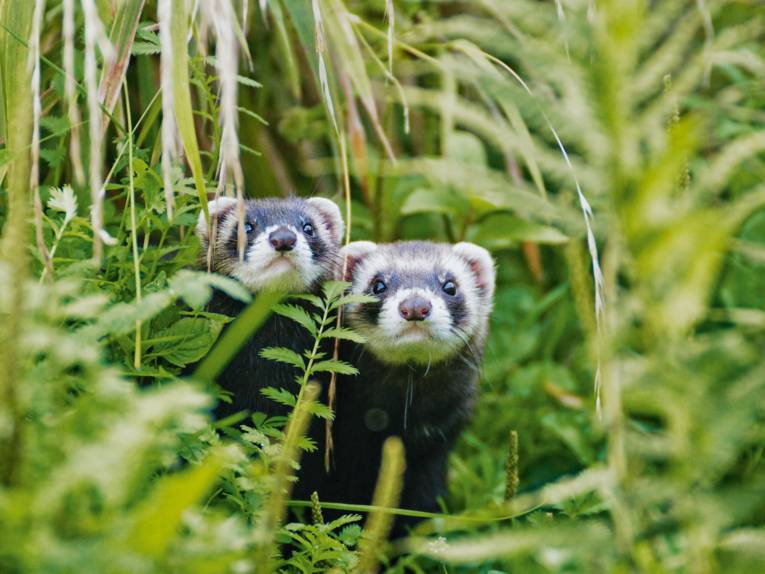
[260,347,306,370]
[331,293,378,310]
[309,360,359,376]
[298,436,317,452]
[322,280,350,301]
[337,523,363,545]
[273,303,317,336]
[261,386,297,407]
[151,317,225,367]
[328,515,363,532]
[309,402,334,420]
[40,147,66,168]
[289,293,323,309]
[321,327,367,343]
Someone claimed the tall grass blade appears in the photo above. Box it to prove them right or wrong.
[193,290,282,383]
[170,0,208,224]
[98,0,145,134]
[254,382,320,572]
[81,0,115,260]
[30,0,52,278]
[62,0,85,186]
[0,0,35,486]
[356,437,406,574]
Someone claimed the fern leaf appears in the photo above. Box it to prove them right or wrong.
[309,360,359,376]
[273,303,318,336]
[260,347,306,370]
[321,327,367,343]
[260,386,297,407]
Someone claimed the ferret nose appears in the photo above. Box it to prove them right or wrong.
[399,296,432,321]
[269,228,297,252]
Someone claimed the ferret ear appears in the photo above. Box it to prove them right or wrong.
[337,241,377,282]
[196,196,237,240]
[306,197,344,245]
[453,242,496,300]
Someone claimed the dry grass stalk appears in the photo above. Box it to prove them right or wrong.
[81,0,115,260]
[158,0,177,220]
[482,51,606,415]
[63,0,85,186]
[312,0,339,134]
[356,437,406,574]
[204,0,247,260]
[30,0,52,278]
[384,0,394,75]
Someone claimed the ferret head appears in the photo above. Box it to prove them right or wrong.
[340,241,496,365]
[197,197,344,292]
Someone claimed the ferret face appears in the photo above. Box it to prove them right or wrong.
[341,241,496,365]
[197,197,343,292]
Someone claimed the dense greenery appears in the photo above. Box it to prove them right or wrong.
[1,0,765,572]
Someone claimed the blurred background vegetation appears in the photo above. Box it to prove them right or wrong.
[1,0,765,572]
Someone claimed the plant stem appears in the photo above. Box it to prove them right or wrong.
[124,80,143,369]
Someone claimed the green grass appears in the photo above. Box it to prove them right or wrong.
[1,0,765,572]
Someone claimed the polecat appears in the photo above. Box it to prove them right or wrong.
[326,240,496,536]
[193,196,343,422]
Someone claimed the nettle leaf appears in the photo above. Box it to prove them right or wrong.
[260,347,306,370]
[132,27,161,55]
[40,147,66,169]
[321,327,367,343]
[273,304,317,336]
[151,317,225,367]
[260,387,297,407]
[327,515,363,533]
[309,360,359,376]
[337,523,363,546]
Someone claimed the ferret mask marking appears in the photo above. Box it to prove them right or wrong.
[197,197,343,292]
[340,241,496,365]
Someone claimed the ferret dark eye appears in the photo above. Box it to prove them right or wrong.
[244,222,254,234]
[442,280,457,296]
[302,222,315,236]
[372,280,387,295]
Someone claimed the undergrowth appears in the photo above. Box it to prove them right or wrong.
[1,0,765,573]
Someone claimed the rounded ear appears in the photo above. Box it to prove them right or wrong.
[306,197,345,245]
[196,196,237,240]
[453,242,496,300]
[337,241,378,282]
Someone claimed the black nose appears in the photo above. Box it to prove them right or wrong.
[269,228,297,252]
[399,296,432,321]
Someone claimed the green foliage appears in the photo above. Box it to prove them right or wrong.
[1,0,765,573]
[260,281,374,426]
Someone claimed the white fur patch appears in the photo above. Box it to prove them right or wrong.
[344,242,496,365]
[230,224,324,292]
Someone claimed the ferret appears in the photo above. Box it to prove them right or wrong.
[326,240,496,536]
[193,196,343,424]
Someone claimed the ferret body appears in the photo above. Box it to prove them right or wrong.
[326,241,496,535]
[193,195,343,425]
